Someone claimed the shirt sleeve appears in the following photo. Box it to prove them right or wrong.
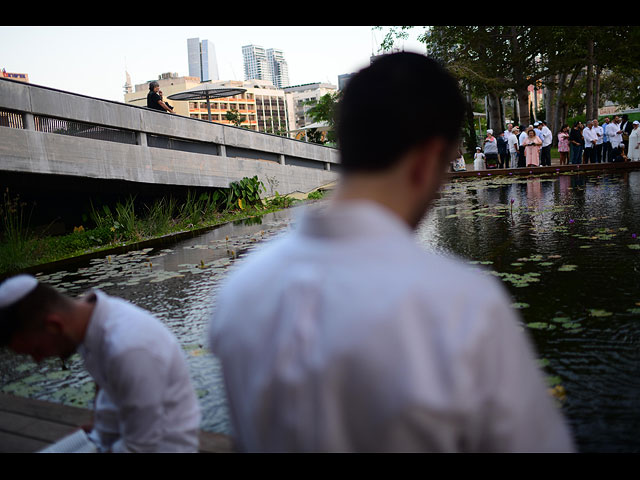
[105,348,168,453]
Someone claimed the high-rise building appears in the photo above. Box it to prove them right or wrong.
[266,48,289,89]
[188,38,219,82]
[243,45,289,89]
[242,45,271,84]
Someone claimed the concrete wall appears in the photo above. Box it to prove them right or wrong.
[0,78,340,195]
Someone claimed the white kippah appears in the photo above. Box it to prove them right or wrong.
[0,274,38,309]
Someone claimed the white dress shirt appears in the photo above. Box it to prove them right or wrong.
[607,122,623,148]
[594,125,604,145]
[540,126,553,147]
[583,126,596,148]
[209,202,575,453]
[508,132,519,154]
[79,290,201,453]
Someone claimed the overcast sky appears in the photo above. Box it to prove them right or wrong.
[0,26,427,102]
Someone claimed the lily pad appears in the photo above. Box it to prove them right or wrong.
[558,264,578,272]
[589,309,613,317]
[511,302,530,309]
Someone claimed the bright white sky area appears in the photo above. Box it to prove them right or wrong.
[0,26,427,102]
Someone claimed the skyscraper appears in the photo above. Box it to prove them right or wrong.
[266,48,290,89]
[188,38,219,82]
[243,45,289,88]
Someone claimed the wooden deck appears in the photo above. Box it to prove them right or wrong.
[0,393,234,453]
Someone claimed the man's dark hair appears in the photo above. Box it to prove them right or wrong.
[336,52,466,174]
[0,282,70,347]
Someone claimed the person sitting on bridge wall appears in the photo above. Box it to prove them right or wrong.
[147,81,175,114]
[0,274,201,453]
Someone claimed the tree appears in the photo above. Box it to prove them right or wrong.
[304,91,342,144]
[225,109,246,127]
[376,25,640,149]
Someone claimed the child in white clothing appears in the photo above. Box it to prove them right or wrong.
[473,147,485,171]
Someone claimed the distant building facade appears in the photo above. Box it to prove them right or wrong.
[124,74,288,134]
[1,69,29,83]
[283,82,337,134]
[243,45,290,89]
[188,38,219,82]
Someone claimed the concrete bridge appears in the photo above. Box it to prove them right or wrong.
[0,77,340,198]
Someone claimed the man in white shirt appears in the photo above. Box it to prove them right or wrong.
[0,275,201,453]
[592,119,604,163]
[508,126,520,168]
[583,120,597,163]
[607,115,624,161]
[537,121,553,166]
[208,52,575,453]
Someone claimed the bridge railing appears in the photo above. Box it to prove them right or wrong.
[0,77,340,193]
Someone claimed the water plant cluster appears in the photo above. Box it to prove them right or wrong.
[0,177,309,275]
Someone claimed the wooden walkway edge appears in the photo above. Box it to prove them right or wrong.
[0,393,234,453]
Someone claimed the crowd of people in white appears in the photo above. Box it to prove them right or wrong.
[453,114,640,172]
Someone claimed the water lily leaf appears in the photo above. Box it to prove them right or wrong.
[512,302,530,309]
[626,308,640,314]
[627,244,640,250]
[589,309,613,317]
[527,322,549,329]
[558,265,578,272]
[552,317,572,323]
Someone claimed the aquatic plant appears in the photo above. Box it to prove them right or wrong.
[0,188,38,272]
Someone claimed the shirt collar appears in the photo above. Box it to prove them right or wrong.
[296,200,414,241]
[77,289,105,359]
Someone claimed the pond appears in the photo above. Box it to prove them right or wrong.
[1,170,640,452]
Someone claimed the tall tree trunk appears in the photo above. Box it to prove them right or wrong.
[594,65,601,119]
[517,88,530,127]
[586,40,595,120]
[487,91,502,132]
[464,84,477,153]
[509,26,530,127]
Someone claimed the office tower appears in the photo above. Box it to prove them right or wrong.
[188,38,219,82]
[243,45,289,88]
[242,45,272,84]
[266,48,290,89]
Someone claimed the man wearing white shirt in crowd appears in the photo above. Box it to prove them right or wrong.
[607,115,625,161]
[538,121,553,166]
[592,119,604,163]
[508,126,520,168]
[208,52,575,453]
[0,276,201,453]
[583,120,597,163]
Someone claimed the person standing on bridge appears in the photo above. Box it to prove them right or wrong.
[147,81,175,114]
[0,275,201,453]
[208,52,575,453]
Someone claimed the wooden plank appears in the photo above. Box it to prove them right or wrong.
[0,410,81,444]
[0,394,92,427]
[0,394,235,453]
[199,431,235,453]
[0,430,49,453]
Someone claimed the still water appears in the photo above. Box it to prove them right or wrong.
[1,171,640,452]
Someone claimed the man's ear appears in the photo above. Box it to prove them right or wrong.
[407,138,448,188]
[43,312,65,335]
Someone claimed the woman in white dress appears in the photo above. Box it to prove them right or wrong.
[629,121,640,161]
